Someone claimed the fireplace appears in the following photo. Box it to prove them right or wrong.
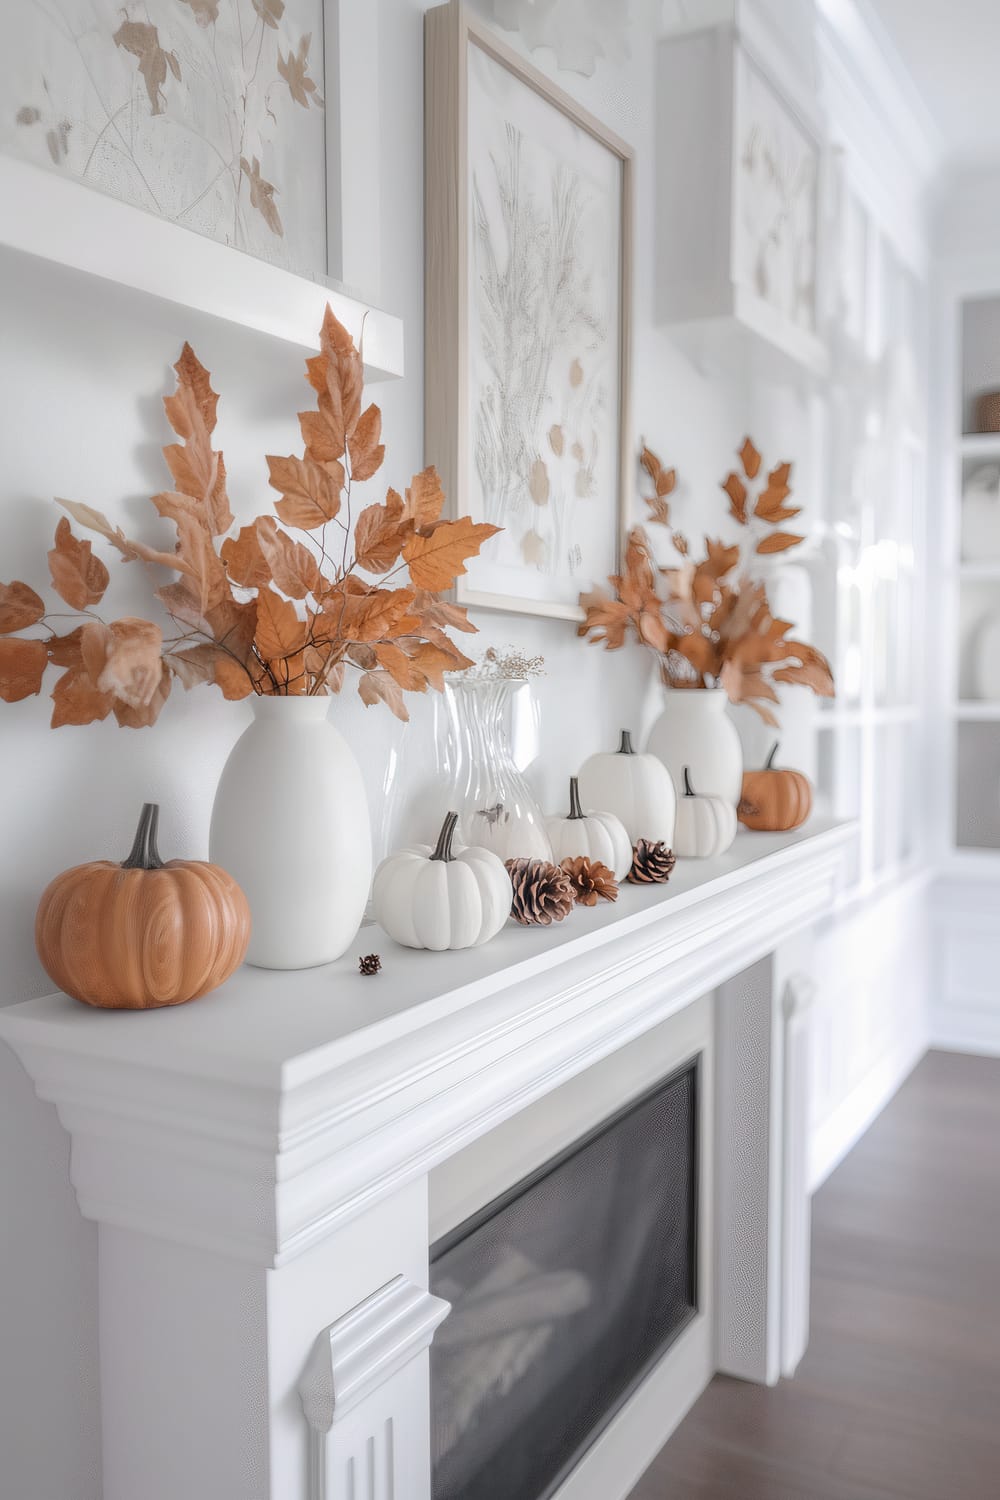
[429,1060,699,1500]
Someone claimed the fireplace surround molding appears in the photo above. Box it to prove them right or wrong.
[0,818,853,1500]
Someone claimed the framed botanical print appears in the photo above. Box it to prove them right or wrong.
[425,0,633,621]
[1,0,328,278]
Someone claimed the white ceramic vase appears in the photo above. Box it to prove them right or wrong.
[645,687,743,806]
[210,696,372,970]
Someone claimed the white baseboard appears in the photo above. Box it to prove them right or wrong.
[808,1031,926,1193]
[931,1014,1000,1057]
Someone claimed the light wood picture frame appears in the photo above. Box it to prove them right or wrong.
[425,0,634,621]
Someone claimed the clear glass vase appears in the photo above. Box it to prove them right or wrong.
[440,678,553,862]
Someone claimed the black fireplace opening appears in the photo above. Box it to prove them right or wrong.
[429,1058,699,1500]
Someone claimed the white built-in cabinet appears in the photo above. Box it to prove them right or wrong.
[656,21,828,377]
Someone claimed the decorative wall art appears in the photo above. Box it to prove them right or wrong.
[1,0,328,277]
[734,49,820,335]
[426,1,633,620]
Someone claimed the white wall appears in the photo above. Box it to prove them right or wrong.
[0,1,928,1493]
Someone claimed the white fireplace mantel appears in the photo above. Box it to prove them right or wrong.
[0,818,853,1500]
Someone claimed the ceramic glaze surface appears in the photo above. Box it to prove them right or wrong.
[210,697,372,969]
[646,688,743,805]
[577,732,676,844]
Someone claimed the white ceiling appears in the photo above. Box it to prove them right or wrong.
[865,0,1000,164]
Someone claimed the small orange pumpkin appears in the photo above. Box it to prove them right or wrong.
[35,803,250,1009]
[738,744,812,832]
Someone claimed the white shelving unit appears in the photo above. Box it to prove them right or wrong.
[935,286,1000,867]
[808,171,927,902]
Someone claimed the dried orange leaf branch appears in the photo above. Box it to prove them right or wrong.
[0,308,500,727]
[578,441,833,725]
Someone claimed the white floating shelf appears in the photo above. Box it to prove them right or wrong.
[0,154,404,382]
[955,701,1000,721]
[956,562,1000,581]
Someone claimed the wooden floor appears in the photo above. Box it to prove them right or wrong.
[628,1049,1000,1500]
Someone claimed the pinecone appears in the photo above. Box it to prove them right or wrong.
[505,858,575,926]
[358,953,382,976]
[627,840,677,884]
[560,856,619,907]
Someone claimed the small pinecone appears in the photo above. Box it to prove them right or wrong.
[627,840,677,884]
[560,856,619,907]
[358,953,382,976]
[505,858,575,926]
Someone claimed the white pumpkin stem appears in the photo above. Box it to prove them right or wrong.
[567,777,585,819]
[122,803,165,871]
[431,811,459,862]
[618,729,635,754]
[765,743,780,770]
[682,767,696,797]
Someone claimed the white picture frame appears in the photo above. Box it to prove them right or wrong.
[425,0,633,621]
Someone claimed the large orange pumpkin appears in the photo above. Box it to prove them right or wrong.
[35,803,250,1009]
[738,744,812,832]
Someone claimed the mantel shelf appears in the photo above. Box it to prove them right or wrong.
[0,153,405,381]
[0,818,854,1267]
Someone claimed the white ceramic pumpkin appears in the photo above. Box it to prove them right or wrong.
[673,767,737,859]
[545,777,632,880]
[577,731,676,844]
[372,812,512,951]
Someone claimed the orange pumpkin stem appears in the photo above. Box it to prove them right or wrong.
[765,743,780,770]
[121,803,165,871]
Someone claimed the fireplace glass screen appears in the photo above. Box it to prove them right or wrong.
[430,1060,698,1500]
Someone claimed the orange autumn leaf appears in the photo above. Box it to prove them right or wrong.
[300,306,363,462]
[48,518,110,611]
[412,591,477,634]
[220,524,272,589]
[402,517,500,591]
[161,343,232,535]
[739,437,762,479]
[403,466,447,528]
[0,638,47,701]
[754,461,799,524]
[255,516,320,599]
[773,641,835,696]
[50,665,115,727]
[254,586,308,662]
[350,403,385,483]
[722,472,748,525]
[640,445,675,525]
[113,661,172,728]
[267,453,342,528]
[358,668,408,721]
[403,640,473,691]
[756,531,804,554]
[354,489,406,573]
[83,618,164,709]
[326,585,417,644]
[373,641,429,693]
[47,627,84,669]
[0,581,45,634]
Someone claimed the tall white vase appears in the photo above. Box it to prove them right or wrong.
[210,697,372,970]
[645,688,743,806]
